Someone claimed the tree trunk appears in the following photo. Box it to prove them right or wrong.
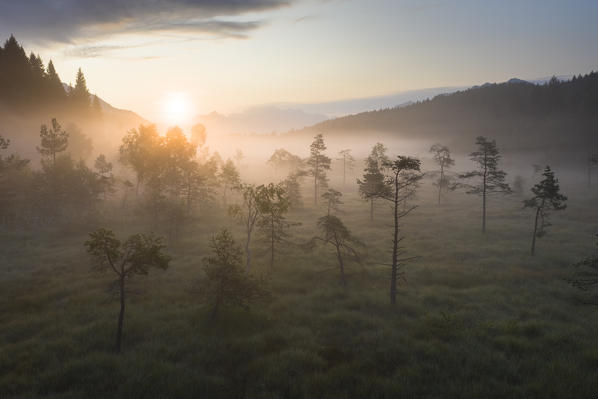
[245,232,252,272]
[115,276,125,353]
[270,217,275,270]
[390,173,399,304]
[314,158,319,206]
[370,198,374,221]
[438,164,444,205]
[482,156,487,233]
[531,206,540,256]
[335,243,346,287]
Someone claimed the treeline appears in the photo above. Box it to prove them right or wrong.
[0,35,101,115]
[304,73,598,151]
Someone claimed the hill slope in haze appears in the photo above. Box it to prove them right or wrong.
[298,74,598,153]
[0,35,147,159]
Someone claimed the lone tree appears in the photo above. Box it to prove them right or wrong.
[380,156,422,305]
[198,229,270,321]
[37,118,68,167]
[322,188,343,216]
[267,148,303,178]
[219,158,240,204]
[460,136,511,233]
[229,183,262,272]
[523,166,567,256]
[94,154,115,200]
[307,134,331,205]
[84,228,170,353]
[429,143,456,204]
[312,215,362,287]
[256,183,291,270]
[358,143,390,221]
[337,149,355,187]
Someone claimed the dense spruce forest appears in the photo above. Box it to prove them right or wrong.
[1,35,598,399]
[302,73,598,152]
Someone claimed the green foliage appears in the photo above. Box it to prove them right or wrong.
[198,229,270,320]
[321,188,343,215]
[37,118,69,165]
[429,143,457,204]
[256,183,293,269]
[524,166,567,255]
[307,134,331,205]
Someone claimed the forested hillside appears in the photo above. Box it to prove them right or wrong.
[301,74,598,152]
[0,36,145,158]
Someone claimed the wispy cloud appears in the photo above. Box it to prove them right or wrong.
[0,0,292,45]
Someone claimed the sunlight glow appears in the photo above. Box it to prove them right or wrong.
[161,92,193,127]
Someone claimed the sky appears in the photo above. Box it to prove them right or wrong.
[2,0,598,123]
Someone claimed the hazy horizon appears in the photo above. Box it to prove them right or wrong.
[2,0,597,125]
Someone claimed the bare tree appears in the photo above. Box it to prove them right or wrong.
[460,136,511,233]
[84,228,170,352]
[523,166,567,256]
[380,156,422,305]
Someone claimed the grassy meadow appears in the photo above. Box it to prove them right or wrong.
[1,175,597,399]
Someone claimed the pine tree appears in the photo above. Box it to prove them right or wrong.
[322,188,343,216]
[524,166,567,256]
[45,60,66,101]
[312,215,362,287]
[337,149,355,187]
[256,183,292,270]
[37,118,69,167]
[70,68,91,110]
[380,156,422,304]
[460,136,511,233]
[358,143,390,221]
[307,134,331,205]
[429,143,456,204]
[198,229,269,320]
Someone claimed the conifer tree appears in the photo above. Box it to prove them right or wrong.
[45,60,66,101]
[256,183,292,270]
[219,158,241,204]
[70,68,90,110]
[460,136,511,233]
[337,149,355,187]
[322,188,343,216]
[358,143,390,221]
[524,166,567,256]
[37,118,68,167]
[198,229,269,320]
[311,215,362,287]
[429,143,456,204]
[307,134,331,205]
[380,156,422,304]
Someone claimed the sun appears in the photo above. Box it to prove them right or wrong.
[161,92,193,126]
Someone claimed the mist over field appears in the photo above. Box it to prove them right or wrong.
[1,1,598,398]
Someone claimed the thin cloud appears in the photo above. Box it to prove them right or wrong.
[0,0,292,43]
